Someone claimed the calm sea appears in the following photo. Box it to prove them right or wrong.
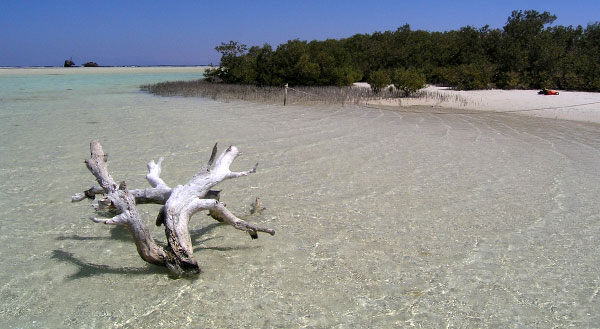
[0,67,599,328]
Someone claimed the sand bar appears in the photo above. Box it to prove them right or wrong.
[0,66,210,76]
[366,85,600,124]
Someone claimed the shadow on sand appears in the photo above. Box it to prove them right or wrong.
[53,221,259,279]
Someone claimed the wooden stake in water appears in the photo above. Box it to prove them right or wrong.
[284,83,288,106]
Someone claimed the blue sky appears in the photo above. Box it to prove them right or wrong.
[1,0,598,66]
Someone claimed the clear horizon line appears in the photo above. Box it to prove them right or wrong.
[0,64,215,68]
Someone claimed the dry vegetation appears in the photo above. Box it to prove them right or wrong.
[141,80,470,106]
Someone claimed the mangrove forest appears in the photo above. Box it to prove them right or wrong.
[205,10,600,91]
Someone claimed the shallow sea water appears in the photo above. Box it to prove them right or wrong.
[1,68,599,328]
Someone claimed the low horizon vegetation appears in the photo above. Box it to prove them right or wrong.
[204,10,600,92]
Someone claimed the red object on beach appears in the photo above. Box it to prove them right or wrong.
[539,89,560,95]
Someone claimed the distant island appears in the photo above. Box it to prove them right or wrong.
[205,10,600,92]
[63,59,99,67]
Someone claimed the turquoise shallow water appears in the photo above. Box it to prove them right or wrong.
[0,67,599,328]
[0,67,204,97]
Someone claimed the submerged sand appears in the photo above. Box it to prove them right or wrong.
[1,68,599,327]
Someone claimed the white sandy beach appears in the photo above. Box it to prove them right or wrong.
[357,84,600,124]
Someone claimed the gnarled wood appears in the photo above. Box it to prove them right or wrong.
[81,141,173,267]
[73,140,274,276]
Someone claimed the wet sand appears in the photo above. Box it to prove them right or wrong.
[1,68,599,327]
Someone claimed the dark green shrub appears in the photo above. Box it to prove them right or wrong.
[203,67,220,82]
[451,64,494,90]
[331,66,363,86]
[391,68,426,96]
[367,70,391,93]
[494,71,526,89]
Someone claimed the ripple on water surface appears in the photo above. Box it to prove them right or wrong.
[0,68,599,327]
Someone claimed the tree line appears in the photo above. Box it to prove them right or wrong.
[205,10,600,91]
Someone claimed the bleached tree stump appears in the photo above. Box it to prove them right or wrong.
[72,140,274,276]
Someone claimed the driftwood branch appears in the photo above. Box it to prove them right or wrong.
[73,140,274,276]
[146,157,169,189]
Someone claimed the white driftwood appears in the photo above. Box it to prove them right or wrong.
[73,140,274,276]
